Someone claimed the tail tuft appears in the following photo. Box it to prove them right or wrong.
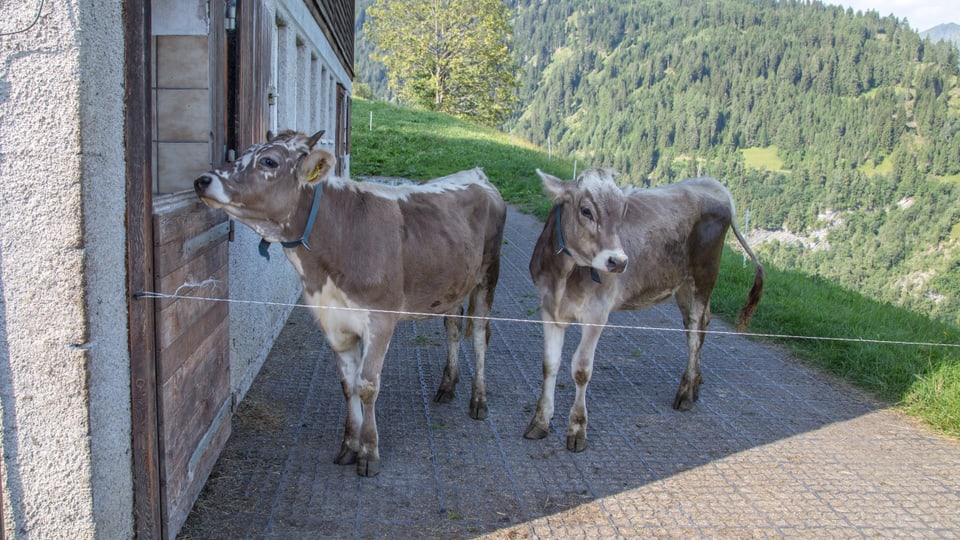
[736,264,765,332]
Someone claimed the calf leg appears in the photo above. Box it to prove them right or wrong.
[333,341,363,467]
[524,321,566,440]
[435,305,464,404]
[674,287,710,411]
[466,280,495,420]
[330,317,396,477]
[352,317,397,477]
[566,324,604,452]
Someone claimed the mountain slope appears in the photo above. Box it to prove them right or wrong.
[354,0,960,325]
[922,22,960,47]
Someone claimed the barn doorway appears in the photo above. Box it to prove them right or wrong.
[127,1,270,537]
[128,0,351,536]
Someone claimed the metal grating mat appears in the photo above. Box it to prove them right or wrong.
[179,207,960,539]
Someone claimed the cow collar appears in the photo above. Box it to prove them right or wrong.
[258,183,323,260]
[554,204,602,283]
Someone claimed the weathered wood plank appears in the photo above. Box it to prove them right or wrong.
[153,220,230,279]
[155,273,229,385]
[163,400,231,540]
[158,318,230,509]
[154,243,228,313]
[155,273,227,352]
[125,0,162,536]
[153,191,228,248]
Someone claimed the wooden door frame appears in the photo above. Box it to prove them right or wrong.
[124,0,162,537]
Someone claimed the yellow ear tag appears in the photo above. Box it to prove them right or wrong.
[306,163,322,182]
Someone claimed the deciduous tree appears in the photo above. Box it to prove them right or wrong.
[364,0,520,126]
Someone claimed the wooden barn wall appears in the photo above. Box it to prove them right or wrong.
[308,0,355,77]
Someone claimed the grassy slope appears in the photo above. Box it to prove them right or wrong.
[351,98,575,219]
[350,98,960,438]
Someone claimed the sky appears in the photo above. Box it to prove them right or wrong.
[834,1,958,32]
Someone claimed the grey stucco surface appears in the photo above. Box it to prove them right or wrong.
[1,0,132,536]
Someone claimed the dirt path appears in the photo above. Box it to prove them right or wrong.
[180,206,960,538]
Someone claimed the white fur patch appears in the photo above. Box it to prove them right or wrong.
[287,252,306,276]
[328,168,493,202]
[303,277,371,353]
[592,248,628,273]
[199,175,230,206]
[237,149,257,170]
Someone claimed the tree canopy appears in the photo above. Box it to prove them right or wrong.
[364,0,520,126]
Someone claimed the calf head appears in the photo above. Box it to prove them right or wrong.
[538,168,629,275]
[194,130,334,242]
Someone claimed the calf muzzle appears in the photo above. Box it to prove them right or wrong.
[194,174,213,195]
[606,254,628,273]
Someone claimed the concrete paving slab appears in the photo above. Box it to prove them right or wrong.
[180,207,960,539]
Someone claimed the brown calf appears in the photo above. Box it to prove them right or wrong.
[195,130,507,475]
[524,168,764,452]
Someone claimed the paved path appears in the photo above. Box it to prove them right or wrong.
[181,207,960,538]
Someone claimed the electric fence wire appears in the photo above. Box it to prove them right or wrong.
[134,287,960,350]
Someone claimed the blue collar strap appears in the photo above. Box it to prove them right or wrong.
[258,183,323,260]
[553,204,571,256]
[554,204,602,283]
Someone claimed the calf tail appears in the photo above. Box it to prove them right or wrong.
[730,218,765,332]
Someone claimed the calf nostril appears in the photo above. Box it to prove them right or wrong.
[607,256,628,273]
[194,175,211,191]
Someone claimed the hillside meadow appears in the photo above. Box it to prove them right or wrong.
[350,97,960,439]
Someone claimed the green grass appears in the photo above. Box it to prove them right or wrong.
[860,156,894,176]
[350,98,960,439]
[352,97,574,219]
[740,146,789,173]
[712,249,960,437]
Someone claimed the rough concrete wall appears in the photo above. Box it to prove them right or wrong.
[228,228,301,401]
[0,0,132,537]
[228,0,352,403]
[77,0,134,537]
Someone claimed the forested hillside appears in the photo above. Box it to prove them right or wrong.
[355,0,960,325]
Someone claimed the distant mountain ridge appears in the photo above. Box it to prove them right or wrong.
[922,22,960,48]
[504,0,960,325]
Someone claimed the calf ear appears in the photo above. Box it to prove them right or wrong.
[536,168,568,202]
[299,149,336,185]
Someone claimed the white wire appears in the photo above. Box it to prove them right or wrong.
[134,290,960,349]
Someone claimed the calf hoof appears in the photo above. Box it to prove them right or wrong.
[673,395,695,411]
[356,457,381,477]
[469,399,488,420]
[434,387,456,404]
[523,421,550,440]
[566,433,587,453]
[334,447,358,466]
[673,375,702,411]
[672,385,700,411]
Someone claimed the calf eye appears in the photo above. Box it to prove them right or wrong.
[580,207,594,221]
[259,157,279,169]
